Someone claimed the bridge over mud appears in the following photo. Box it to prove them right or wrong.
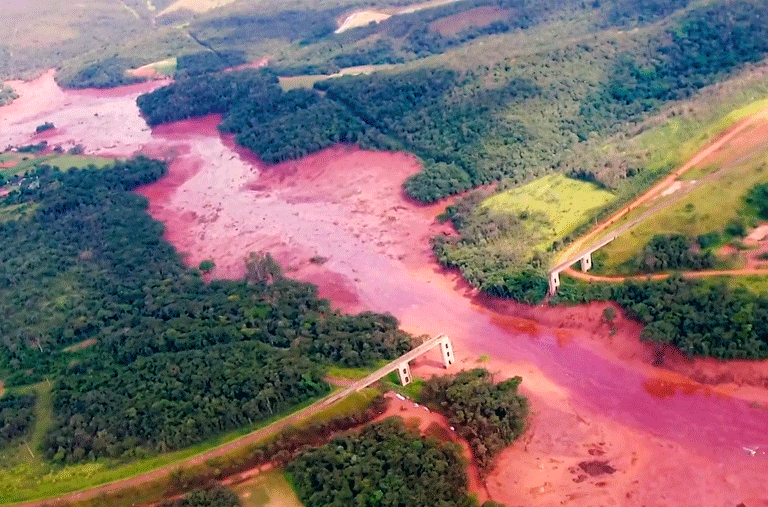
[8,335,454,507]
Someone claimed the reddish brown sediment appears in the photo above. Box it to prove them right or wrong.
[1,71,768,507]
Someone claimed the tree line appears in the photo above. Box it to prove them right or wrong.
[157,486,241,507]
[553,276,768,359]
[0,393,36,446]
[634,234,714,273]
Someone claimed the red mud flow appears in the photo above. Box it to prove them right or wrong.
[3,73,768,506]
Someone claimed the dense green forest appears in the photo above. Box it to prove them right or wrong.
[634,234,714,273]
[45,343,327,462]
[553,276,768,359]
[421,369,528,470]
[0,158,412,462]
[137,70,390,164]
[579,0,768,138]
[158,486,241,507]
[746,182,768,219]
[0,393,36,446]
[288,418,497,507]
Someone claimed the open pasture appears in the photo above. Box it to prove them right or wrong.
[483,173,615,249]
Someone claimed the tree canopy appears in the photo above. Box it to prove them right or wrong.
[288,418,483,507]
[421,369,528,470]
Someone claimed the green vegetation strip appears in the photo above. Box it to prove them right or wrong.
[0,389,379,505]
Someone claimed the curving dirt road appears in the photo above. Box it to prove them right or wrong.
[564,265,768,283]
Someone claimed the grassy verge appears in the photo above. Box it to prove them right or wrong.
[1,154,115,178]
[484,173,615,251]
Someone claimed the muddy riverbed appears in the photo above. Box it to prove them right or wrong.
[2,72,767,506]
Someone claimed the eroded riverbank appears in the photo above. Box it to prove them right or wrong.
[2,71,767,506]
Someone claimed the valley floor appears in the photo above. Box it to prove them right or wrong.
[1,71,767,507]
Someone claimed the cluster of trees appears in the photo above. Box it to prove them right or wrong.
[288,418,498,507]
[432,192,550,303]
[635,234,714,273]
[553,276,768,359]
[0,83,18,106]
[174,50,248,79]
[0,393,36,446]
[190,8,339,49]
[158,486,241,507]
[0,158,413,463]
[421,369,528,470]
[35,122,55,134]
[601,0,691,27]
[746,182,768,219]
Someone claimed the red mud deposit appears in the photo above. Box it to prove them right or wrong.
[0,69,167,157]
[2,72,768,506]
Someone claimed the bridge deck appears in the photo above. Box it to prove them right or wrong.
[318,334,448,408]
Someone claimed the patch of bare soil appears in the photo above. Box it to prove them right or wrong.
[429,6,510,35]
[0,69,167,157]
[335,10,391,33]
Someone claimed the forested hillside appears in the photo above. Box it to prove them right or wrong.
[134,0,768,361]
[0,159,412,459]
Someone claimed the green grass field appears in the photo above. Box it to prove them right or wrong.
[234,469,305,507]
[483,173,615,249]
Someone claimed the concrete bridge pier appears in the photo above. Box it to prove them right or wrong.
[396,361,412,386]
[580,253,592,272]
[548,271,561,295]
[439,336,454,367]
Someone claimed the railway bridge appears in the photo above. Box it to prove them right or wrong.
[316,334,455,410]
[548,233,619,295]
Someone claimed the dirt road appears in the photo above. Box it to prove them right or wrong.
[564,265,768,282]
[556,106,768,266]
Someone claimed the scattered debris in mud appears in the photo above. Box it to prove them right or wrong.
[577,460,617,477]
